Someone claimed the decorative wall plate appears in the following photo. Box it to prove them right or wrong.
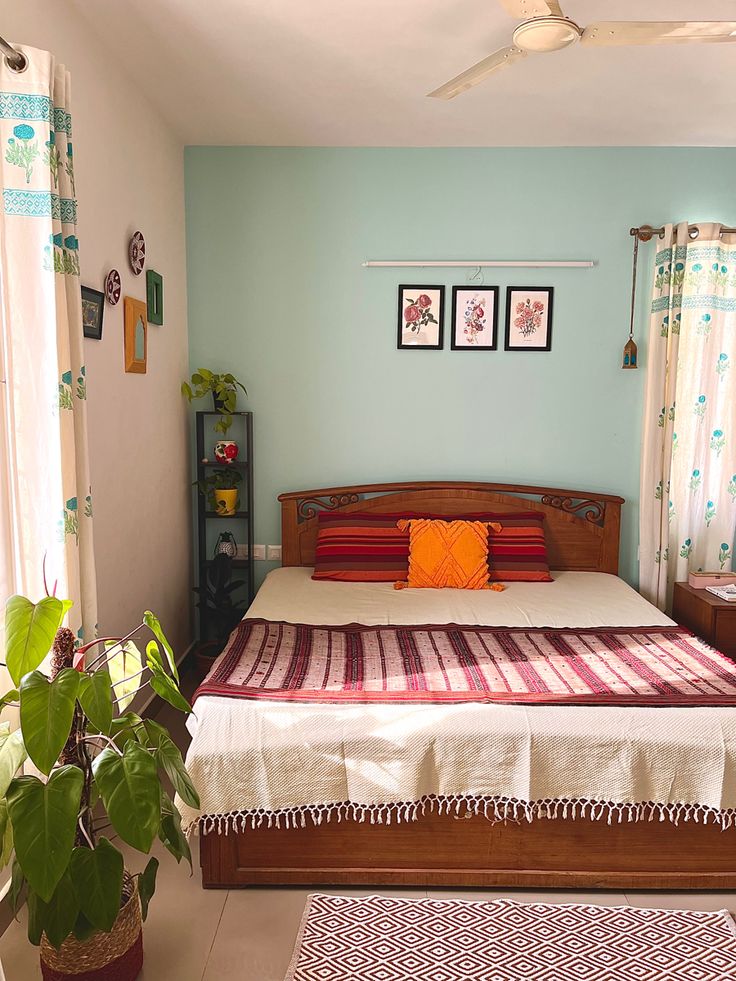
[128,231,146,275]
[104,268,121,305]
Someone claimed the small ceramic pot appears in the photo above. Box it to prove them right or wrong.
[214,440,239,463]
[213,488,238,516]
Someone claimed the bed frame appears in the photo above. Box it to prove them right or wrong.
[200,480,736,890]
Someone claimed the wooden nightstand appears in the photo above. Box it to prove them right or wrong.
[672,582,736,659]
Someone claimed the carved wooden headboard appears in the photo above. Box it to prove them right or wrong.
[278,481,624,574]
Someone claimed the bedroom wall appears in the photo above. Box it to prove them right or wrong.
[184,147,736,588]
[6,4,192,653]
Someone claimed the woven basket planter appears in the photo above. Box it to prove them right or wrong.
[40,875,143,981]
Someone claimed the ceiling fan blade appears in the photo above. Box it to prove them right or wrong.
[498,0,563,17]
[582,21,736,46]
[428,46,527,100]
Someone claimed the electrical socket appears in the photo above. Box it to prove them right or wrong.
[267,544,282,561]
[252,544,266,561]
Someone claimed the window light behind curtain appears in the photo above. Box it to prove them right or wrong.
[0,44,97,676]
[640,222,736,611]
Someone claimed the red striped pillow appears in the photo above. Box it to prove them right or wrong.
[312,510,552,583]
[312,512,411,582]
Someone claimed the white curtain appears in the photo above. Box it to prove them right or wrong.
[0,45,97,644]
[640,221,736,611]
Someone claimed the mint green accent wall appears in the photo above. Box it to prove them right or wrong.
[185,148,736,587]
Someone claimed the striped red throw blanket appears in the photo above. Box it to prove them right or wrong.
[194,619,736,707]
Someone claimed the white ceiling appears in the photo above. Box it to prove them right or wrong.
[74,0,736,146]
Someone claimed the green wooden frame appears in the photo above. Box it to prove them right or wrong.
[146,269,164,325]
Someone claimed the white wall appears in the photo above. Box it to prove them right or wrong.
[5,3,192,655]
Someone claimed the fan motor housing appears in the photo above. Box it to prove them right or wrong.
[513,16,582,53]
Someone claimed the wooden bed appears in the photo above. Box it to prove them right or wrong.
[200,480,736,890]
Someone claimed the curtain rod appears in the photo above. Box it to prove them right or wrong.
[362,260,595,268]
[0,34,26,72]
[631,224,736,242]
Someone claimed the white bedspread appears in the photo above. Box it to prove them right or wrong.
[180,568,736,833]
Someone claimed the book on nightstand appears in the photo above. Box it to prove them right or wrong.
[706,585,736,602]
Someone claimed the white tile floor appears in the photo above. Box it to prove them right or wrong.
[3,687,735,980]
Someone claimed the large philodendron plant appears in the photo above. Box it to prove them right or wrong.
[0,593,199,950]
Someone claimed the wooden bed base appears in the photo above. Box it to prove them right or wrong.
[200,809,736,890]
[198,481,736,890]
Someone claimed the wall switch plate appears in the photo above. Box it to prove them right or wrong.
[252,544,266,561]
[267,545,282,561]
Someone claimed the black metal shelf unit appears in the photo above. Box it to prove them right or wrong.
[194,411,254,640]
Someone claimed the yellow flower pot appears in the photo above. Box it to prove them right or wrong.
[213,488,238,516]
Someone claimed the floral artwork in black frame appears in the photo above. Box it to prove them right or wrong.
[397,285,444,349]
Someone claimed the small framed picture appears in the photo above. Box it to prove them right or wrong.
[505,287,554,351]
[123,296,147,373]
[81,286,105,340]
[146,269,164,325]
[451,286,499,350]
[397,285,444,349]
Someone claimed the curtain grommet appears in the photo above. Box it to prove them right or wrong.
[4,51,28,74]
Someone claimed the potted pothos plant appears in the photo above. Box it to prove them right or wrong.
[196,468,243,516]
[181,369,247,435]
[0,591,198,981]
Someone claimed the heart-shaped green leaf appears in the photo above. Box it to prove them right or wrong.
[146,646,191,715]
[0,689,19,712]
[78,670,113,734]
[0,728,26,797]
[20,668,80,774]
[144,719,199,808]
[7,767,83,902]
[42,868,80,949]
[72,910,98,942]
[70,837,123,932]
[5,595,65,686]
[159,790,192,868]
[93,742,159,852]
[105,640,142,713]
[143,611,178,682]
[138,856,159,922]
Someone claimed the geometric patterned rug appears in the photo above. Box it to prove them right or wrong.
[285,894,736,980]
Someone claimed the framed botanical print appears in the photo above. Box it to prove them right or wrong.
[505,287,554,351]
[124,296,147,373]
[451,286,499,350]
[397,285,444,349]
[81,286,104,340]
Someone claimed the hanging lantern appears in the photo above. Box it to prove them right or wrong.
[623,231,640,369]
[622,336,638,369]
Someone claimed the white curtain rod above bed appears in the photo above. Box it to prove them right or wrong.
[362,260,596,268]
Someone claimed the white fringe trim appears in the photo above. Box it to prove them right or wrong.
[184,794,736,838]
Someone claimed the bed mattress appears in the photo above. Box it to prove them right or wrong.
[180,568,736,834]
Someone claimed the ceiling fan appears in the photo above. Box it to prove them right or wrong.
[428,0,736,99]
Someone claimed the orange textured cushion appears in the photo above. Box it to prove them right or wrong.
[397,518,499,590]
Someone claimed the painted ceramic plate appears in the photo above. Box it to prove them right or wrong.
[128,231,146,275]
[105,268,121,305]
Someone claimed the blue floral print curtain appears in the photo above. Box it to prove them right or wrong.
[0,45,97,642]
[640,222,736,611]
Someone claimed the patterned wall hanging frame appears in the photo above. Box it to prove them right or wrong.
[128,231,146,275]
[146,269,163,325]
[105,268,121,305]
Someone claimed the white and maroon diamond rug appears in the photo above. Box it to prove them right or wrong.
[285,894,736,980]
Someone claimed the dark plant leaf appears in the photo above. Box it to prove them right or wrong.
[92,742,160,853]
[159,790,192,868]
[72,909,98,943]
[0,798,12,869]
[144,719,200,808]
[5,595,65,686]
[42,869,80,950]
[70,837,124,932]
[26,888,46,946]
[7,767,83,902]
[10,857,25,916]
[20,668,80,774]
[78,669,113,734]
[138,856,159,921]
